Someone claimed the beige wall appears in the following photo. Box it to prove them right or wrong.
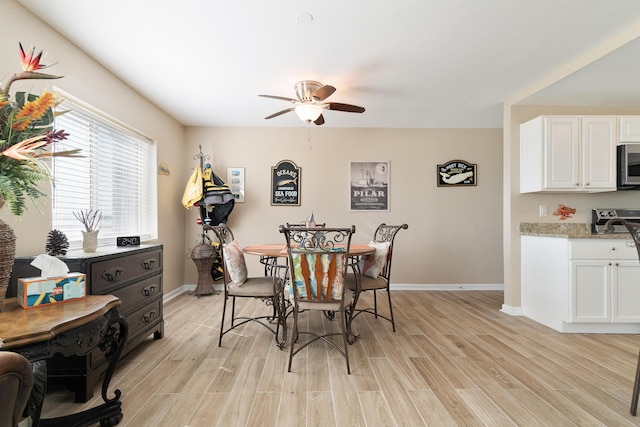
[504,105,640,309]
[3,2,187,294]
[8,2,505,296]
[184,127,504,286]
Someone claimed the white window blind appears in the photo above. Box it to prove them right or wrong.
[52,95,157,247]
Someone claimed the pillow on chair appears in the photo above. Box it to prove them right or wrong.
[290,251,347,300]
[359,241,391,279]
[224,240,247,286]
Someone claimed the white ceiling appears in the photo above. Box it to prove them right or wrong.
[17,0,640,129]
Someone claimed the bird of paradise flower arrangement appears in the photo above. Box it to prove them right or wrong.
[0,42,81,216]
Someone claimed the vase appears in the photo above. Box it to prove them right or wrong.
[0,197,16,311]
[82,230,99,252]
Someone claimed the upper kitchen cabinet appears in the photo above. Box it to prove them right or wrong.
[619,116,640,142]
[520,115,616,193]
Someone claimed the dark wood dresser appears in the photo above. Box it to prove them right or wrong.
[9,244,164,402]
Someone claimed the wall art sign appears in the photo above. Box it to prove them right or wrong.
[350,161,389,211]
[437,159,477,187]
[271,160,300,206]
[227,167,245,203]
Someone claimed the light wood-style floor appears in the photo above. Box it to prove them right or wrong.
[41,290,640,426]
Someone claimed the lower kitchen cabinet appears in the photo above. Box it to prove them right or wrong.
[9,244,164,402]
[521,236,640,333]
[571,259,640,323]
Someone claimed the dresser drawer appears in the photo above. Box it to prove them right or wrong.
[90,248,162,292]
[126,298,163,340]
[110,274,162,315]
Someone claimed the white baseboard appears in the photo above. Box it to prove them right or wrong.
[390,283,504,291]
[501,304,524,316]
[163,283,223,303]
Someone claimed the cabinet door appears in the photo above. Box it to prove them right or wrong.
[612,260,640,322]
[619,116,640,143]
[570,260,610,322]
[581,117,616,190]
[545,117,580,189]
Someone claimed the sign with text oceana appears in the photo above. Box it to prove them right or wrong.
[272,160,300,206]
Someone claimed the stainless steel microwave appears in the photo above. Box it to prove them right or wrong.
[618,144,640,188]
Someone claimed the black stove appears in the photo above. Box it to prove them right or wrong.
[592,208,640,234]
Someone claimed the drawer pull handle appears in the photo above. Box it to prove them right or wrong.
[102,268,123,282]
[141,258,157,270]
[141,310,157,323]
[141,285,157,296]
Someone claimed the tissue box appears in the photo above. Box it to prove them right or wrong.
[17,273,87,309]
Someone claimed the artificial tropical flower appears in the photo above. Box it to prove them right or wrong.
[0,43,79,216]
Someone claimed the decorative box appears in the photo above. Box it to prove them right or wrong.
[17,273,86,309]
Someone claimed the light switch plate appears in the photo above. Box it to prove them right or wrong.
[539,205,548,217]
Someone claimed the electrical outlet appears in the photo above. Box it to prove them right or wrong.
[539,205,548,217]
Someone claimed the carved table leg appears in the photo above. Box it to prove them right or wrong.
[39,311,128,427]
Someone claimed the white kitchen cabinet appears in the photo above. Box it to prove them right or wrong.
[568,260,640,323]
[619,116,640,143]
[570,260,609,322]
[520,115,616,193]
[521,236,640,333]
[612,261,640,322]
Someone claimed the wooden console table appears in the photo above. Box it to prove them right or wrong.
[0,295,128,427]
[9,244,163,402]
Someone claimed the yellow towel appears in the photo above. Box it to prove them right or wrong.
[181,166,203,209]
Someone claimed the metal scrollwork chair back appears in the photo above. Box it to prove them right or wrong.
[280,225,355,374]
[347,223,408,338]
[208,224,287,349]
[604,217,640,416]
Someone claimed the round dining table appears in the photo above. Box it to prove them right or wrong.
[243,243,375,258]
[244,243,374,277]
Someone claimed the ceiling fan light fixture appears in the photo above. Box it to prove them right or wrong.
[295,103,323,122]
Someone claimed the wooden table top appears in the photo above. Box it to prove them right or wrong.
[243,243,374,258]
[0,295,120,350]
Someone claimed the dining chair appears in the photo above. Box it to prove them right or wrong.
[207,224,287,349]
[604,217,640,416]
[347,223,408,336]
[280,225,355,374]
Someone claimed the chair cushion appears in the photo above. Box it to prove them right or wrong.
[359,241,391,279]
[297,294,352,312]
[223,239,247,286]
[345,272,388,291]
[227,276,275,297]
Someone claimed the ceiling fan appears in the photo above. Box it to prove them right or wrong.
[259,80,365,125]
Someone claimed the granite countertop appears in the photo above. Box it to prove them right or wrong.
[519,222,632,239]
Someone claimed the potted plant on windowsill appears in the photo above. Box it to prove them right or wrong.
[73,209,102,252]
[0,43,80,308]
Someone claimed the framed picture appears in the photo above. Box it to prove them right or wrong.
[350,161,389,211]
[437,159,477,187]
[271,160,300,206]
[226,167,245,203]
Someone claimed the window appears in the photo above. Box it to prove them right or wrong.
[52,92,157,248]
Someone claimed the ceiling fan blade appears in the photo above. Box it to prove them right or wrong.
[258,94,298,103]
[325,102,365,113]
[311,85,336,101]
[265,108,295,120]
[313,114,325,126]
